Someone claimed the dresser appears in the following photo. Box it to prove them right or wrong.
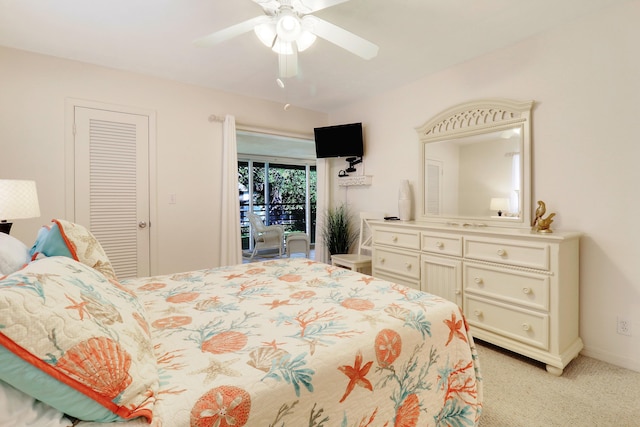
[370,220,583,375]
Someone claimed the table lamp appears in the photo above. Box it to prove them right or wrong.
[0,180,41,234]
[490,197,510,217]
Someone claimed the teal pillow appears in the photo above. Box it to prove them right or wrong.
[29,223,72,259]
[29,219,117,281]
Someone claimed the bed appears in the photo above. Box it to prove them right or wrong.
[0,220,483,427]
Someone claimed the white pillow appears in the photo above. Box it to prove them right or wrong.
[0,232,30,276]
[0,379,73,427]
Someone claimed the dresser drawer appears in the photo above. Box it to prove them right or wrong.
[465,296,549,350]
[373,227,421,250]
[464,263,549,311]
[372,247,420,279]
[421,232,462,257]
[464,237,550,270]
[373,270,420,291]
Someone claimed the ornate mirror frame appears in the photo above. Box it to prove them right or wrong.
[417,98,534,228]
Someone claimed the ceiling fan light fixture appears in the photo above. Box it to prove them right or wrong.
[254,22,277,47]
[296,30,316,52]
[276,9,301,42]
[196,0,377,81]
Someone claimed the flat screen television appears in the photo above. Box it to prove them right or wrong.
[314,122,364,158]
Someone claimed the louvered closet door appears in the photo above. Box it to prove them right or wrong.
[74,107,150,278]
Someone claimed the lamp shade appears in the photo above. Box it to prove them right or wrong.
[255,22,277,47]
[295,29,316,52]
[0,180,41,220]
[490,197,510,212]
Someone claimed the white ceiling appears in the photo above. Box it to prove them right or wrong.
[0,0,627,112]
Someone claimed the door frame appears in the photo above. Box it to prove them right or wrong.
[64,98,158,275]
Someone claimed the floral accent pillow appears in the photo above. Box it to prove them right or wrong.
[0,256,157,422]
[30,219,117,281]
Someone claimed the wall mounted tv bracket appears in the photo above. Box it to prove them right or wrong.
[345,156,362,173]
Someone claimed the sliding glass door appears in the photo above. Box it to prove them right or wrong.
[238,160,316,253]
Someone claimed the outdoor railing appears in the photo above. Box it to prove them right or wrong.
[240,203,316,250]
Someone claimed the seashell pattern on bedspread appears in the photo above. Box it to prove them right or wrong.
[80,258,484,427]
[0,256,158,422]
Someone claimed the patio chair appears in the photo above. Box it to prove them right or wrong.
[247,212,284,259]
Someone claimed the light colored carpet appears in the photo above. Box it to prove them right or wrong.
[476,340,640,426]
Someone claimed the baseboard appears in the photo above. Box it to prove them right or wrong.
[581,346,640,372]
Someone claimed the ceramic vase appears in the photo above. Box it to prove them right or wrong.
[398,180,411,221]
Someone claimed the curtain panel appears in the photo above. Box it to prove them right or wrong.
[216,115,242,266]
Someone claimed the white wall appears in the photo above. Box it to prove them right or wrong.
[327,1,640,371]
[0,46,327,275]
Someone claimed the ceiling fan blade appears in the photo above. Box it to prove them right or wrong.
[252,0,281,14]
[278,48,298,78]
[193,16,269,47]
[304,16,378,60]
[292,0,350,13]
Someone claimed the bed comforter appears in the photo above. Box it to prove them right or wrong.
[77,257,483,426]
[1,253,482,426]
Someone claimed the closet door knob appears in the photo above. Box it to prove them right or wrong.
[138,221,148,229]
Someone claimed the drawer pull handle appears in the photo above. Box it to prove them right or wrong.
[522,287,531,295]
[474,277,483,285]
[392,235,398,242]
[436,241,444,248]
[497,249,506,256]
[379,257,386,264]
[473,310,483,317]
[404,262,412,270]
[522,323,531,331]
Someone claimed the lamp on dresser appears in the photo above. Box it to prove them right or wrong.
[0,180,41,234]
[490,197,510,217]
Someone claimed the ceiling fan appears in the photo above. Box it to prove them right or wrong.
[194,0,379,78]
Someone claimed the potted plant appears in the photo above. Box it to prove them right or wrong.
[320,204,358,255]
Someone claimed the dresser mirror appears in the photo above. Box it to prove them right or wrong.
[417,98,534,227]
